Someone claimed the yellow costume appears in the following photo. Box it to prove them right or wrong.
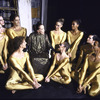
[71,44,93,81]
[79,55,100,96]
[5,52,44,90]
[75,44,93,70]
[50,30,66,49]
[7,27,27,39]
[1,31,6,35]
[0,34,8,73]
[67,31,84,61]
[47,54,72,84]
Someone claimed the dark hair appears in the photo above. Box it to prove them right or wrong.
[56,18,65,25]
[92,35,100,41]
[72,19,81,25]
[60,42,70,51]
[33,21,43,32]
[63,42,70,51]
[10,13,19,21]
[55,42,70,52]
[7,36,25,55]
[13,36,25,51]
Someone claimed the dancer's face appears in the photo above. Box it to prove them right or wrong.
[55,22,62,30]
[20,39,27,49]
[0,16,4,26]
[12,16,20,26]
[58,43,66,52]
[71,21,79,30]
[37,25,45,34]
[87,35,94,44]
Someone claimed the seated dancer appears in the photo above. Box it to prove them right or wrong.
[67,19,84,62]
[71,35,99,81]
[77,41,100,97]
[5,36,44,94]
[45,42,72,84]
[28,22,51,76]
[0,16,8,73]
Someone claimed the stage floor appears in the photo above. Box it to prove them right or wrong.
[0,74,99,100]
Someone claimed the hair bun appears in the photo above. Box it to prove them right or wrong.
[59,18,64,23]
[73,19,82,25]
[57,18,65,25]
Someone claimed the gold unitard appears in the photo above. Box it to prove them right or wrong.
[67,31,84,61]
[0,34,8,73]
[79,54,100,97]
[50,30,66,49]
[7,27,27,39]
[5,52,44,90]
[47,54,72,84]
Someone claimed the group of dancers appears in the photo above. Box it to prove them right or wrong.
[0,14,100,97]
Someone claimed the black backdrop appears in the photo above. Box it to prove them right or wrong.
[47,0,100,41]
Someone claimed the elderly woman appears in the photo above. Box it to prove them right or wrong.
[28,22,51,76]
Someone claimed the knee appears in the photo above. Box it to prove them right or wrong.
[64,77,71,84]
[37,74,44,82]
[5,82,11,90]
[40,74,44,80]
[89,90,98,97]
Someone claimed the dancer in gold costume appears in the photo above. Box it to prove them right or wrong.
[45,42,72,84]
[7,14,27,39]
[77,41,100,97]
[67,19,84,61]
[0,16,8,73]
[50,18,66,49]
[0,16,7,35]
[5,36,43,94]
[71,35,98,81]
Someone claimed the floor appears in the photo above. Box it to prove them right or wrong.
[0,73,99,100]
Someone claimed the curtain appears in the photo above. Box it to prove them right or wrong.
[18,0,32,36]
[41,0,48,30]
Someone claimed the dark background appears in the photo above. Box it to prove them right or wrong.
[0,1,100,99]
[47,0,100,40]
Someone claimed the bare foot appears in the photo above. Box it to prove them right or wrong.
[45,77,50,82]
[12,90,16,94]
[33,82,41,89]
[36,82,41,87]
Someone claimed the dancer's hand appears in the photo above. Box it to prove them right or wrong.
[68,53,71,58]
[77,84,84,93]
[3,63,8,70]
[45,76,50,83]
